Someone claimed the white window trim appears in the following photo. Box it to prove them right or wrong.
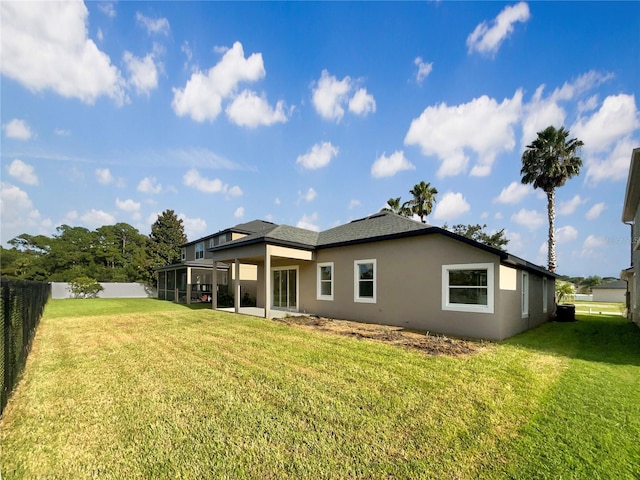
[354,259,376,303]
[195,242,205,260]
[442,263,494,314]
[522,271,529,318]
[317,262,334,301]
[542,277,548,313]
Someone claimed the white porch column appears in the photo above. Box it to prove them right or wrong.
[234,259,240,314]
[264,245,271,319]
[211,262,217,310]
[186,267,192,305]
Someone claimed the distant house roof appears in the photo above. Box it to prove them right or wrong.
[592,279,627,290]
[182,219,277,247]
[208,211,557,278]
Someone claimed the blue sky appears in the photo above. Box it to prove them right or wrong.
[1,1,638,278]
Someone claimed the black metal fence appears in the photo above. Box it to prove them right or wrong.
[1,278,50,415]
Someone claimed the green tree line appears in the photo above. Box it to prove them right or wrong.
[0,210,187,285]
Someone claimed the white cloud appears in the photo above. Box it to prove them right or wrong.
[300,187,317,202]
[581,234,606,257]
[123,51,159,96]
[414,57,433,84]
[274,197,281,205]
[296,142,339,170]
[466,2,530,56]
[510,208,546,230]
[349,199,361,209]
[96,168,114,185]
[2,119,33,140]
[137,176,162,194]
[98,3,116,18]
[433,192,470,221]
[521,71,614,148]
[503,229,525,256]
[405,90,522,177]
[556,225,578,244]
[311,70,375,122]
[7,159,39,186]
[572,94,639,152]
[183,168,242,196]
[135,12,170,36]
[80,209,116,228]
[494,212,504,220]
[172,41,266,122]
[371,151,416,178]
[493,181,530,204]
[557,195,584,216]
[54,128,70,136]
[311,70,352,122]
[226,90,288,127]
[296,213,320,232]
[234,207,245,218]
[585,202,606,220]
[0,1,127,105]
[348,88,376,116]
[0,182,52,243]
[585,136,637,183]
[115,198,141,213]
[178,214,207,241]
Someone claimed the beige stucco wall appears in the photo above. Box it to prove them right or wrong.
[297,235,512,339]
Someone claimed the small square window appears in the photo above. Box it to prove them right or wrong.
[442,263,494,314]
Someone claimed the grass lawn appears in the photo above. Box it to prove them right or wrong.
[2,299,639,479]
[568,300,626,316]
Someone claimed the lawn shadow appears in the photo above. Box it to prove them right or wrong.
[505,314,640,367]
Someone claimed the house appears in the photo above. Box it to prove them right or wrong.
[156,220,275,303]
[591,280,627,303]
[621,147,640,325]
[193,211,556,340]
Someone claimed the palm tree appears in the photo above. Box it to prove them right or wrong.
[380,197,411,217]
[407,181,438,223]
[521,126,584,273]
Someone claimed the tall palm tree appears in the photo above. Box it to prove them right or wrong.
[380,197,411,217]
[521,126,584,273]
[408,181,438,223]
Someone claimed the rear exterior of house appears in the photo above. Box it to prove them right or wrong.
[206,212,556,340]
[621,147,640,325]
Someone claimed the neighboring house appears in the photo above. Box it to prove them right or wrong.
[591,280,627,303]
[621,147,640,325]
[199,212,556,340]
[156,220,275,303]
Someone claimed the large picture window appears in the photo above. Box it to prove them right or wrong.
[354,259,376,303]
[317,262,334,301]
[442,263,494,313]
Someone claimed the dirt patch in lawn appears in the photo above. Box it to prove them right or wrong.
[275,316,486,357]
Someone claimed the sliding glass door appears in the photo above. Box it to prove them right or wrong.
[272,267,298,311]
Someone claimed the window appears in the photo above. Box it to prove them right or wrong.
[522,272,529,317]
[317,262,334,301]
[195,242,204,260]
[209,238,215,248]
[180,247,186,261]
[442,263,494,314]
[354,259,376,303]
[542,277,548,313]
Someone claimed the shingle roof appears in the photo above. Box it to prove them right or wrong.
[182,219,277,247]
[205,211,556,278]
[591,279,627,289]
[318,212,429,247]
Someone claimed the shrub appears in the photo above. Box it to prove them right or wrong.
[69,277,104,299]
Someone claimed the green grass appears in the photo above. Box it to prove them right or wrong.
[568,300,626,315]
[2,300,639,479]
